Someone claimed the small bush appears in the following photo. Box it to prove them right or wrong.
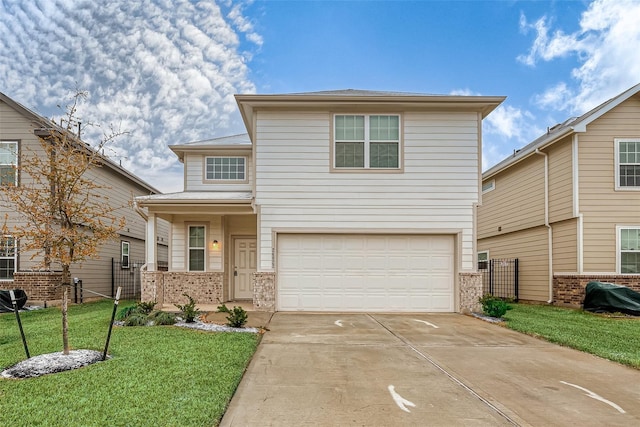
[479,294,511,318]
[217,303,230,313]
[136,301,157,314]
[123,312,149,327]
[116,305,137,321]
[175,293,200,323]
[148,310,176,326]
[226,306,248,328]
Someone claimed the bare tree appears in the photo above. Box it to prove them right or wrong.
[0,91,126,355]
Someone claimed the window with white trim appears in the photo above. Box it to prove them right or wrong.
[0,236,16,280]
[334,115,400,169]
[0,142,17,186]
[205,157,245,181]
[188,225,206,271]
[121,241,130,269]
[616,139,640,188]
[477,251,489,270]
[620,228,640,273]
[482,180,495,193]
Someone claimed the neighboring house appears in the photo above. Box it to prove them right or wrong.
[137,89,504,313]
[478,83,640,306]
[0,91,168,304]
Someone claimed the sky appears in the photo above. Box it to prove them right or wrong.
[1,0,639,193]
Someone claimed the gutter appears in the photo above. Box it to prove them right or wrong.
[132,198,148,221]
[535,149,554,303]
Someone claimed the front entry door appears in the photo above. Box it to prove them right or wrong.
[234,238,257,300]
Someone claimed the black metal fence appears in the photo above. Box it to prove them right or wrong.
[111,259,168,300]
[481,258,519,301]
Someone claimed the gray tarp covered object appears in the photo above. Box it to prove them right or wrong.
[583,281,640,316]
[0,289,28,313]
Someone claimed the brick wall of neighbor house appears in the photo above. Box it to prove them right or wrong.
[554,274,640,306]
[253,272,275,311]
[459,272,482,313]
[13,271,63,303]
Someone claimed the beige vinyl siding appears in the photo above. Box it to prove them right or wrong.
[552,218,578,272]
[255,110,480,271]
[478,154,545,239]
[578,95,640,272]
[184,153,253,192]
[1,98,169,295]
[478,225,549,302]
[547,136,574,222]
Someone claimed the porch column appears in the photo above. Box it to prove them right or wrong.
[146,212,157,271]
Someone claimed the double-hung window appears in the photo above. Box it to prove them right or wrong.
[0,236,16,280]
[188,225,206,271]
[620,227,640,273]
[477,251,489,271]
[0,142,17,185]
[121,241,130,269]
[205,157,245,181]
[334,115,400,169]
[616,139,640,189]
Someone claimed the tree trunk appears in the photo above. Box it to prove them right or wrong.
[62,265,71,355]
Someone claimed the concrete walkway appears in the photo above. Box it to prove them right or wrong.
[221,313,640,426]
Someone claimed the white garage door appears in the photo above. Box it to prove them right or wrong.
[277,234,454,312]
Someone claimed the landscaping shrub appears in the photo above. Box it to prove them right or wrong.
[479,294,511,318]
[116,305,138,321]
[147,310,176,326]
[123,312,149,327]
[136,301,157,314]
[175,293,200,323]
[217,303,248,328]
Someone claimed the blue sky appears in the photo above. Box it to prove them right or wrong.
[1,0,639,192]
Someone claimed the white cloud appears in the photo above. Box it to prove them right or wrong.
[0,0,261,193]
[519,0,640,114]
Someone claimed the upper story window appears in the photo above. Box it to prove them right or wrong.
[205,157,246,181]
[616,139,640,189]
[188,225,206,271]
[619,227,640,274]
[0,236,16,280]
[0,142,18,186]
[334,115,400,169]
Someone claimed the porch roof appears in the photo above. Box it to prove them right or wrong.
[136,191,254,217]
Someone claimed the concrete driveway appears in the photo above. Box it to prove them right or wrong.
[221,313,640,426]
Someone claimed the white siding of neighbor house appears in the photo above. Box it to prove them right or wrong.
[254,110,480,271]
[184,153,253,192]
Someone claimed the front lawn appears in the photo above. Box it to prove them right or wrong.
[0,300,259,426]
[503,303,640,369]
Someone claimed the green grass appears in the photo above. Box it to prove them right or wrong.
[504,303,640,369]
[0,300,259,426]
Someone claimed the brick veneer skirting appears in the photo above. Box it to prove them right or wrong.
[141,271,224,306]
[459,272,482,314]
[253,272,275,312]
[553,274,640,306]
[12,271,63,302]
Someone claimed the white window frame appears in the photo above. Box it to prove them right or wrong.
[617,226,640,274]
[121,241,130,269]
[188,225,206,272]
[0,141,18,186]
[0,236,16,281]
[477,251,489,271]
[614,138,640,191]
[482,180,495,194]
[205,156,246,181]
[333,114,402,170]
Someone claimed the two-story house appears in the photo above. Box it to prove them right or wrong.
[478,83,640,306]
[0,91,168,305]
[137,90,505,313]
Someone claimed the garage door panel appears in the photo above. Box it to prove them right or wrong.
[278,234,454,312]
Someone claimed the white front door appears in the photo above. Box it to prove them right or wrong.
[234,238,257,299]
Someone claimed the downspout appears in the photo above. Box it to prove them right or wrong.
[535,149,553,303]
